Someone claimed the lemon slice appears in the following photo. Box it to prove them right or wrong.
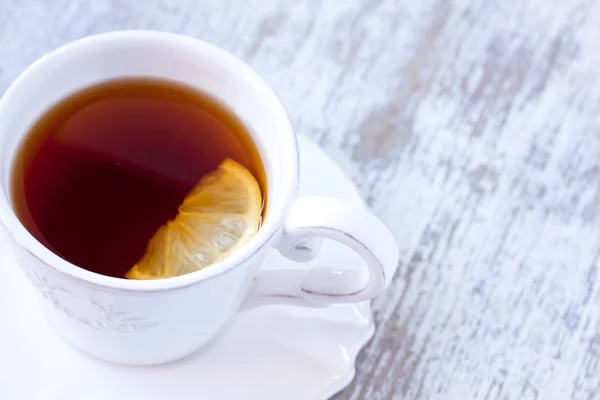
[125,158,262,280]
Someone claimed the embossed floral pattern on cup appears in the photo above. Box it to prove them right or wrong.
[23,269,157,333]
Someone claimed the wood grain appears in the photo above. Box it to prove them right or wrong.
[2,0,600,398]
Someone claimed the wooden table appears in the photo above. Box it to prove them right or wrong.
[2,0,600,398]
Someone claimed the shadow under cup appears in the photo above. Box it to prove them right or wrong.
[0,31,299,365]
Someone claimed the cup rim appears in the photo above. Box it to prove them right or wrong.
[0,30,299,293]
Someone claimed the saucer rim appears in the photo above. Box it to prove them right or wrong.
[319,303,374,399]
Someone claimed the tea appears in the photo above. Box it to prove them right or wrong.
[11,78,265,278]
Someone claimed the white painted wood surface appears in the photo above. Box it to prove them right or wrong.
[2,0,600,398]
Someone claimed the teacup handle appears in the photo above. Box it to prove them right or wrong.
[243,197,399,309]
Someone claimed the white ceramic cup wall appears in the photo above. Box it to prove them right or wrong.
[0,31,399,366]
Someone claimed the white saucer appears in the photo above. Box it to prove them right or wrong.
[0,137,373,400]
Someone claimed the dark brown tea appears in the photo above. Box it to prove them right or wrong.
[11,78,265,278]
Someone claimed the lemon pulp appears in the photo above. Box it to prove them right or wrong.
[125,158,262,280]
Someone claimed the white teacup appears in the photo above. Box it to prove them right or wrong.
[0,31,399,366]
